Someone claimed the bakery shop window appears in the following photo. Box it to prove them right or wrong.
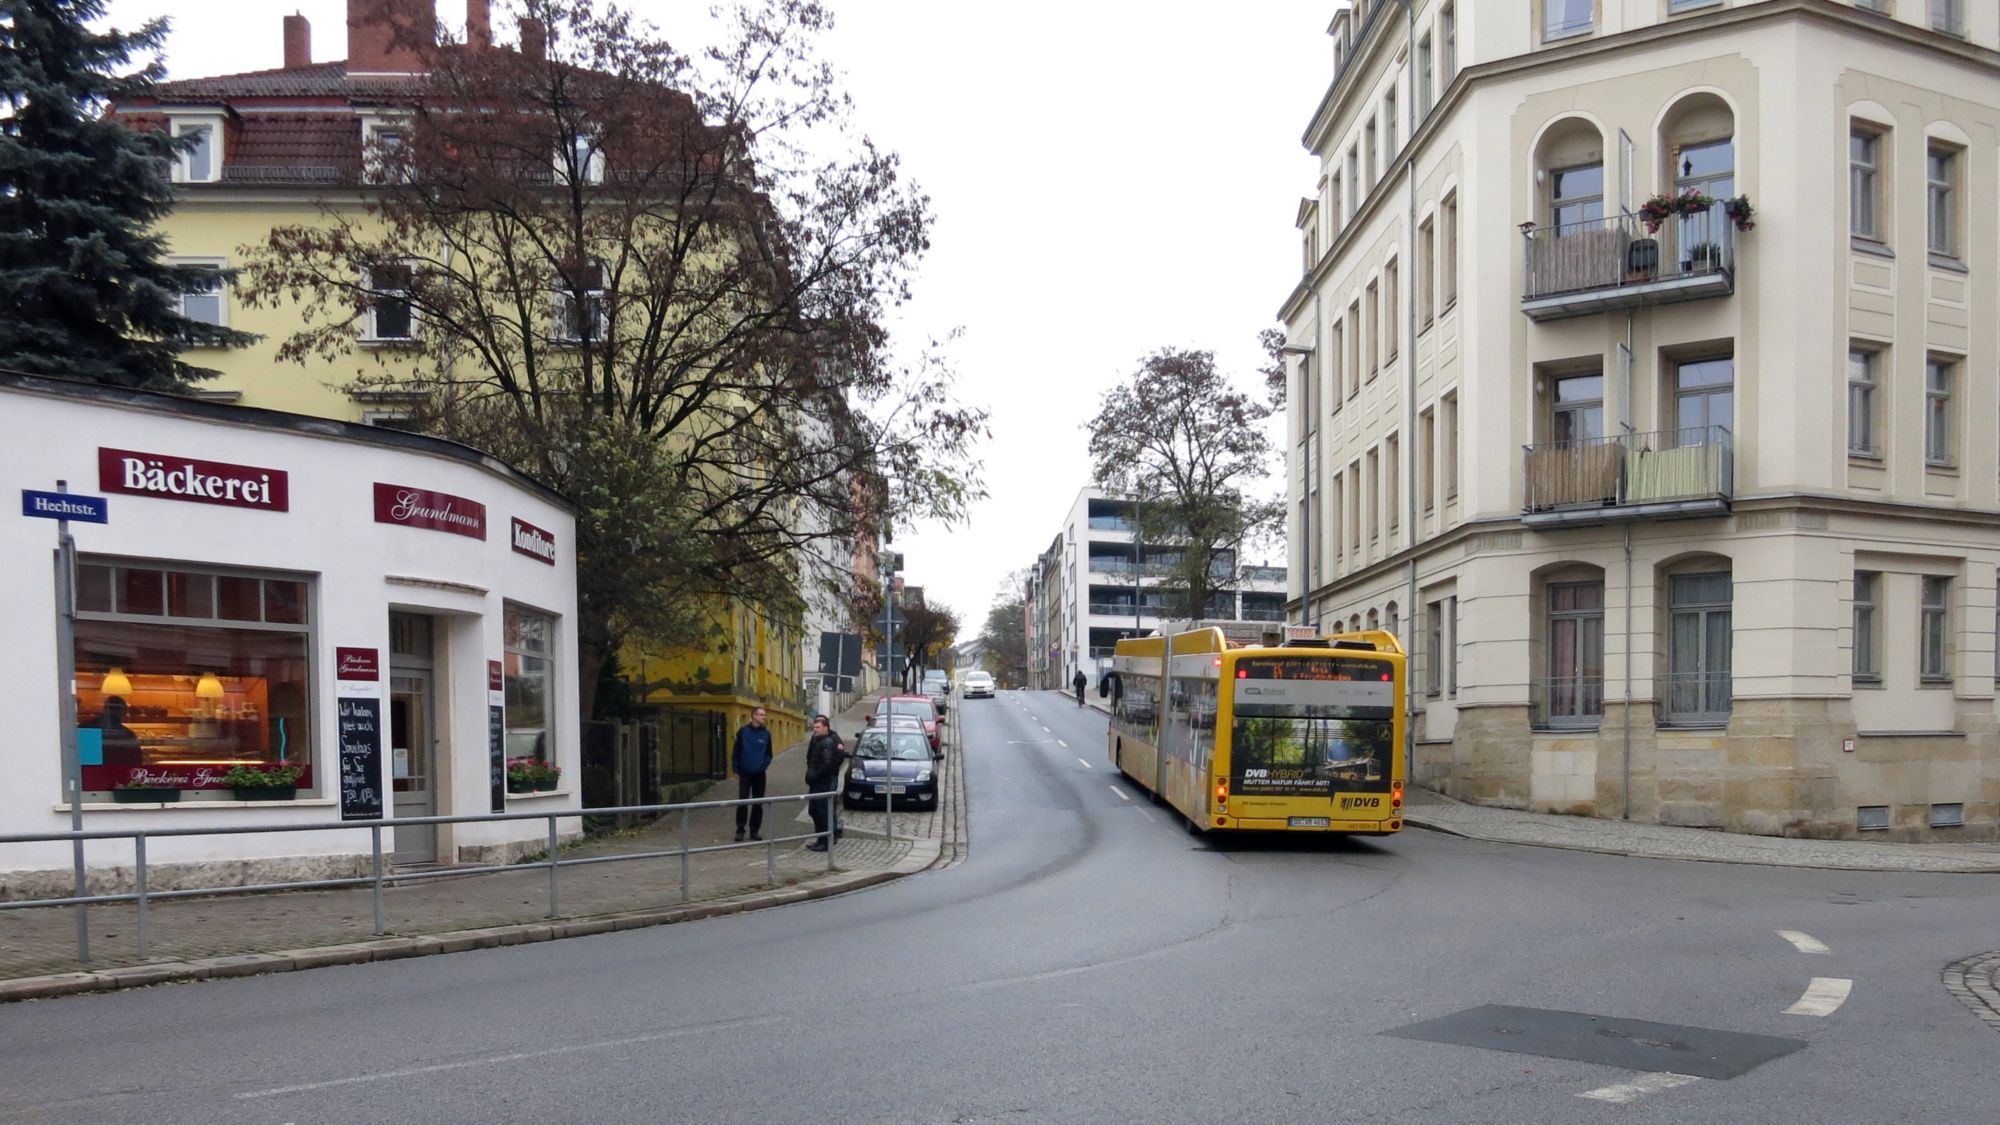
[73,559,315,798]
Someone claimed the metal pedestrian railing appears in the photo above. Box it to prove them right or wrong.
[0,787,847,965]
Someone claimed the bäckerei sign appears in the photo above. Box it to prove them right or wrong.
[98,447,289,511]
[373,483,486,539]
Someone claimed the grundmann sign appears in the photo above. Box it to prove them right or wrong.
[373,483,487,539]
[97,447,289,511]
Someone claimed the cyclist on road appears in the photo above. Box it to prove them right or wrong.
[1072,668,1087,708]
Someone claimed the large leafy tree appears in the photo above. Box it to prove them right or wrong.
[977,584,1028,689]
[239,0,984,716]
[1087,346,1279,621]
[897,600,959,686]
[0,0,251,388]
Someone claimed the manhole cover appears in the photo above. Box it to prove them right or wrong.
[1383,1004,1805,1080]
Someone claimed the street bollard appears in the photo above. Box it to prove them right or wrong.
[370,825,384,936]
[545,814,560,918]
[134,834,149,960]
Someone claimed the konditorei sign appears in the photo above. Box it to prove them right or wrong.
[98,447,289,511]
[373,483,486,539]
[510,517,557,565]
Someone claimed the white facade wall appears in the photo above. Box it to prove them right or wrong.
[0,378,581,889]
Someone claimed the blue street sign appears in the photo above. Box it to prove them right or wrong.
[21,490,108,524]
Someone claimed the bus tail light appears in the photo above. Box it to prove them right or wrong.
[1215,778,1229,808]
[1215,815,1229,827]
[1391,780,1404,809]
[1390,819,1401,830]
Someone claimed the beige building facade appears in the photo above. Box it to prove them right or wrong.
[1281,0,2000,839]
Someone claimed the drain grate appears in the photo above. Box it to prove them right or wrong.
[1382,1004,1806,1080]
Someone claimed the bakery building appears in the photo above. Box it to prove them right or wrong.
[0,374,581,896]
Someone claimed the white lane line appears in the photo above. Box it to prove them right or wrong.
[1109,785,1130,801]
[238,1015,787,1099]
[1576,1073,1700,1104]
[1777,929,1832,955]
[1784,977,1852,1017]
[1057,740,1067,748]
[1139,810,1157,823]
[1078,758,1093,769]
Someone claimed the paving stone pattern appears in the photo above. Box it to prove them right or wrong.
[0,695,925,984]
[1943,951,2000,1033]
[1405,787,2000,873]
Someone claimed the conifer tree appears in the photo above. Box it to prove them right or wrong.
[0,0,250,389]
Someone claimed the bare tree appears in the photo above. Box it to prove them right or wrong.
[1086,346,1279,621]
[239,0,985,715]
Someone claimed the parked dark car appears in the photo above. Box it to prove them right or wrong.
[843,728,939,809]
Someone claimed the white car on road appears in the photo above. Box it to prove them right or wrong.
[962,671,996,698]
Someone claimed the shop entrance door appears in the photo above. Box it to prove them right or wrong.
[389,614,438,864]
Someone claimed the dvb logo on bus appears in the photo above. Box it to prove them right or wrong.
[1339,796,1383,810]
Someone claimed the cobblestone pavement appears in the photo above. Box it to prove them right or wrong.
[1943,951,2000,1033]
[1406,786,2000,872]
[0,694,928,985]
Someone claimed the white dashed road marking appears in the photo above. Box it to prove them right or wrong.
[1777,930,1832,955]
[1784,977,1852,1017]
[1078,758,1093,769]
[1056,740,1067,748]
[1109,786,1130,801]
[1576,1073,1701,1104]
[1139,810,1156,823]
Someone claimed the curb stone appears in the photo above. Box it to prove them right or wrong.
[1943,952,2000,1032]
[1401,810,2000,874]
[0,840,946,1005]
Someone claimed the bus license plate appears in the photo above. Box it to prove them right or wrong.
[1289,816,1330,828]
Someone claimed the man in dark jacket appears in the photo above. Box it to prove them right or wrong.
[803,714,848,851]
[732,707,774,842]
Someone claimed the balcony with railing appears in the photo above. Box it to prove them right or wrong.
[1530,675,1604,731]
[1522,426,1732,528]
[1087,515,1135,532]
[1521,210,1735,321]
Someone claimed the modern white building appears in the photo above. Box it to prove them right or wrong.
[1028,487,1287,687]
[1281,0,2000,839]
[1,374,581,897]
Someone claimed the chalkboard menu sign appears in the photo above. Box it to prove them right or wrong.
[489,704,505,813]
[337,697,384,821]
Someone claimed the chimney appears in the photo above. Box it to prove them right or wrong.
[466,0,491,49]
[346,0,437,75]
[283,12,312,68]
[520,17,546,61]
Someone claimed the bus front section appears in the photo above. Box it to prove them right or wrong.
[1217,652,1404,834]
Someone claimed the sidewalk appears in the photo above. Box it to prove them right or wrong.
[1405,786,2000,873]
[0,693,963,1001]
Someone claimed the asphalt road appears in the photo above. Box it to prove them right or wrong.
[4,689,1999,1124]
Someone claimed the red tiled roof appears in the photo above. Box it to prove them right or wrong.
[147,61,419,102]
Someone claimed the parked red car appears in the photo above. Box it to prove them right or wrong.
[875,694,943,753]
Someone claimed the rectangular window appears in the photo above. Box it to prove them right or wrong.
[1365,117,1378,190]
[1921,576,1950,681]
[1665,572,1732,725]
[1365,281,1380,376]
[1446,594,1459,697]
[1386,433,1401,534]
[1346,147,1360,217]
[73,560,314,796]
[1383,259,1399,362]
[1847,347,1879,456]
[558,132,605,185]
[1925,355,1954,467]
[1441,193,1459,306]
[1853,571,1880,682]
[1544,0,1594,40]
[1330,320,1345,407]
[364,122,409,184]
[505,605,557,763]
[1418,219,1436,326]
[1366,447,1380,543]
[1850,128,1881,240]
[1927,145,1958,257]
[1442,391,1460,499]
[1331,472,1344,566]
[1346,301,1362,396]
[1669,0,1722,10]
[1931,0,1965,34]
[1329,171,1343,234]
[171,119,220,183]
[1441,3,1457,84]
[364,263,416,342]
[1551,163,1605,232]
[1383,89,1398,164]
[1541,581,1605,727]
[553,259,607,343]
[1424,600,1444,696]
[1347,459,1362,557]
[172,259,226,328]
[1419,407,1437,512]
[1416,35,1434,120]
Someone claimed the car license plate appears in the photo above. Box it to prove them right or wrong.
[885,785,907,794]
[1288,816,1330,828]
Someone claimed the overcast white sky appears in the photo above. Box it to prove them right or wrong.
[107,0,1333,633]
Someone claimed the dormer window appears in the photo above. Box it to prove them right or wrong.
[363,119,411,184]
[557,132,604,186]
[170,116,224,184]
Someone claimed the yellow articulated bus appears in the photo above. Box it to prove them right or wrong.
[1105,626,1405,835]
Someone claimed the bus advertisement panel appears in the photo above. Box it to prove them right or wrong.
[1230,655,1395,800]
